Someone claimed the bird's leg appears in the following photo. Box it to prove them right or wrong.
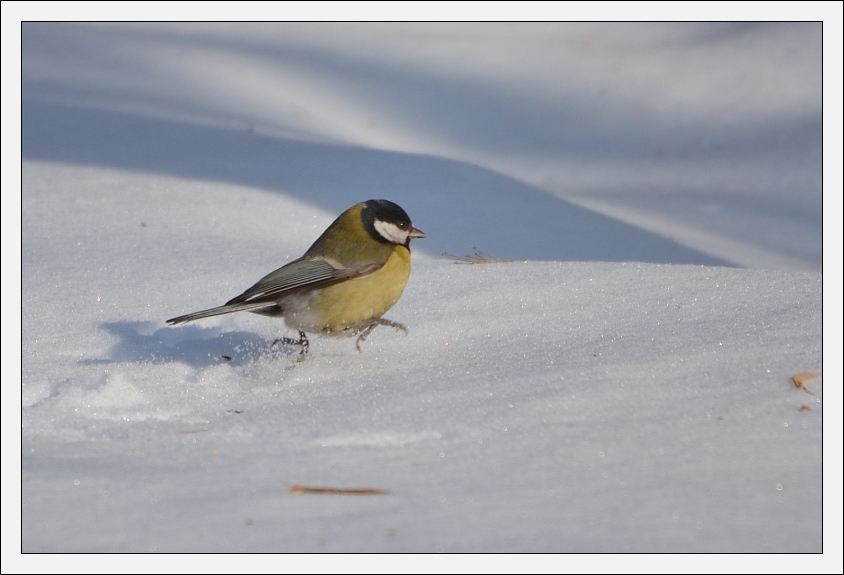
[272,330,309,360]
[355,319,408,352]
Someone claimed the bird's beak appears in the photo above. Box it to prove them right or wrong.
[408,227,426,239]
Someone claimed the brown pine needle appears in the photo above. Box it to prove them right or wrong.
[289,485,391,496]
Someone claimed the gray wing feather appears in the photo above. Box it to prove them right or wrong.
[225,257,379,305]
[167,257,379,325]
[166,301,271,325]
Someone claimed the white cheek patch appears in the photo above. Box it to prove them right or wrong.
[373,219,409,244]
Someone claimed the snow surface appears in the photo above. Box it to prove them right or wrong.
[7,17,843,564]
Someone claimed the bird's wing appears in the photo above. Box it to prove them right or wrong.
[224,256,380,306]
[166,257,381,326]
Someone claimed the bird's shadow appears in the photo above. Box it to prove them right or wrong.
[79,321,298,368]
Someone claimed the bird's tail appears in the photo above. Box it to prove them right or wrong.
[166,301,271,325]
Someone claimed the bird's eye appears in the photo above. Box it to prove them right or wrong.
[373,219,410,244]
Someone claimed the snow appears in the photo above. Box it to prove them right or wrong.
[6,15,843,568]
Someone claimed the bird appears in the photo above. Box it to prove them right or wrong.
[166,200,425,358]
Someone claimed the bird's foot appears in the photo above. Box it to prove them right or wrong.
[355,319,408,352]
[272,330,310,361]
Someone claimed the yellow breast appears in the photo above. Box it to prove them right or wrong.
[288,246,412,335]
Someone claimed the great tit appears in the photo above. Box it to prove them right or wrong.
[167,199,425,356]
